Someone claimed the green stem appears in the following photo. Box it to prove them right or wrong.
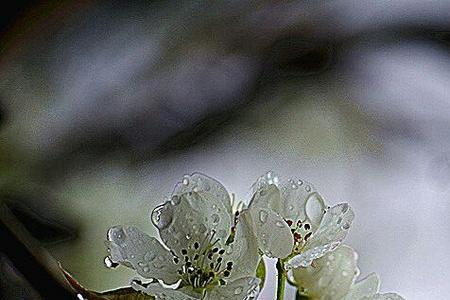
[276,259,286,300]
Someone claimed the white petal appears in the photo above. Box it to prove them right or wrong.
[250,173,326,230]
[279,180,326,230]
[205,277,260,300]
[285,203,354,269]
[131,281,200,299]
[361,293,405,300]
[292,246,358,300]
[152,175,232,255]
[173,173,232,216]
[345,273,380,300]
[225,210,260,280]
[106,226,179,284]
[247,206,294,258]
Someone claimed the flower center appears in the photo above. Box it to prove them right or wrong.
[285,218,313,253]
[174,230,234,289]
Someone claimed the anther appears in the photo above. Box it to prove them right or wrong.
[219,249,225,255]
[304,223,311,230]
[193,242,199,249]
[181,249,188,255]
[224,270,230,277]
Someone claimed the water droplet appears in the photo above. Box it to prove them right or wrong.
[305,185,311,192]
[288,205,294,211]
[182,176,190,185]
[342,271,348,276]
[297,180,303,186]
[77,293,86,300]
[104,256,118,269]
[171,195,181,205]
[266,171,273,179]
[212,214,220,225]
[186,234,191,240]
[342,222,350,230]
[193,186,199,193]
[259,210,268,223]
[151,203,173,230]
[234,287,243,295]
[143,266,149,273]
[291,183,297,189]
[275,221,284,228]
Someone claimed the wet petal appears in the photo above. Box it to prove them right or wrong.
[173,173,232,216]
[154,176,232,256]
[250,172,326,230]
[279,180,326,230]
[205,277,260,300]
[131,281,200,299]
[224,210,260,280]
[247,206,294,258]
[285,203,354,269]
[292,246,358,300]
[345,273,380,300]
[106,226,179,284]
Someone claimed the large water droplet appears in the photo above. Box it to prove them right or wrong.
[275,221,284,228]
[171,195,181,206]
[151,203,173,230]
[234,287,243,295]
[77,293,86,300]
[104,256,118,269]
[259,210,268,223]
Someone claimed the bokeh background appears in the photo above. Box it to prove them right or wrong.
[1,1,450,299]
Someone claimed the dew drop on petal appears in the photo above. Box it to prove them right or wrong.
[275,221,284,228]
[151,204,173,230]
[259,210,268,223]
[77,293,86,300]
[170,195,181,206]
[234,287,243,295]
[104,256,118,269]
[182,176,189,186]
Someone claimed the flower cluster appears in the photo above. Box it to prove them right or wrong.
[103,172,404,300]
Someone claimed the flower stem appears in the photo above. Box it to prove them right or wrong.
[276,259,286,300]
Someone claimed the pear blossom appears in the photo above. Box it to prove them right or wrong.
[292,245,405,300]
[105,173,261,300]
[246,171,354,269]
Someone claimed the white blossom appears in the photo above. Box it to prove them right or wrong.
[292,245,405,300]
[105,173,261,300]
[246,171,354,269]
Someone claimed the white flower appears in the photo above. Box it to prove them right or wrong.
[105,173,261,300]
[246,171,354,269]
[292,245,405,300]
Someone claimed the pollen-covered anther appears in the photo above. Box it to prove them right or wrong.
[174,232,235,289]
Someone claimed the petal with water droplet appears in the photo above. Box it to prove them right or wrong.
[247,207,293,259]
[105,226,179,284]
[205,277,260,300]
[285,203,354,268]
[293,246,358,299]
[172,173,232,216]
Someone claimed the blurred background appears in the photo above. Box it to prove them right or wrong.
[1,1,450,299]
